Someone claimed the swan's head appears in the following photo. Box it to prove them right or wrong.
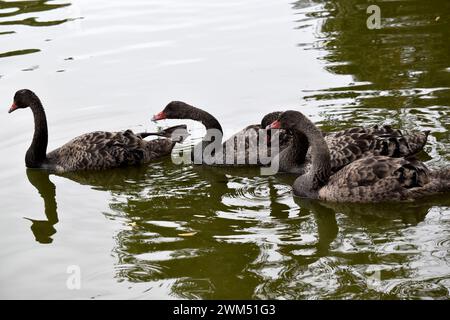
[152,101,193,121]
[261,111,282,129]
[9,89,38,113]
[266,110,310,131]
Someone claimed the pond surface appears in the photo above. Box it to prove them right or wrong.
[0,0,449,299]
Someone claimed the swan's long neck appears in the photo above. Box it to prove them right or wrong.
[26,169,58,224]
[291,129,309,165]
[294,118,331,191]
[26,99,48,168]
[183,106,223,157]
[188,107,223,135]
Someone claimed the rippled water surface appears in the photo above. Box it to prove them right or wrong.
[0,0,449,299]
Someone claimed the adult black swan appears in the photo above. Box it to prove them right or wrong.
[8,89,186,173]
[270,116,429,174]
[268,111,450,202]
[152,101,288,166]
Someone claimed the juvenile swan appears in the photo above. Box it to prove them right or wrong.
[268,110,450,203]
[152,101,288,165]
[273,121,429,174]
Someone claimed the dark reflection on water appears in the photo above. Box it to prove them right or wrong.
[0,0,71,18]
[26,156,450,299]
[25,169,58,244]
[62,160,296,299]
[254,199,450,300]
[0,48,40,58]
[295,0,450,161]
[0,0,72,58]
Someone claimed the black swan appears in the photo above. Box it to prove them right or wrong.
[8,89,186,173]
[272,118,429,174]
[268,110,450,203]
[152,101,289,165]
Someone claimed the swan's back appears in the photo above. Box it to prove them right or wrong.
[46,130,174,173]
[325,125,429,172]
[275,124,428,174]
[319,156,449,203]
[364,125,429,155]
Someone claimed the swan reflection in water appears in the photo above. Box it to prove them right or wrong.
[24,159,238,244]
[25,169,58,244]
[25,160,450,298]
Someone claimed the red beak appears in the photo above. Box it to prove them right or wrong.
[152,111,166,121]
[8,102,18,114]
[267,120,281,129]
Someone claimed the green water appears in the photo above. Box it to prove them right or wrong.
[0,0,449,299]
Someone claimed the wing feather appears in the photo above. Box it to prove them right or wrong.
[319,156,431,202]
[46,130,174,172]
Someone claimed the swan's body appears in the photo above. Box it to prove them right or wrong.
[43,130,177,173]
[318,156,450,202]
[9,89,183,173]
[275,124,429,174]
[153,102,289,166]
[269,111,449,203]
